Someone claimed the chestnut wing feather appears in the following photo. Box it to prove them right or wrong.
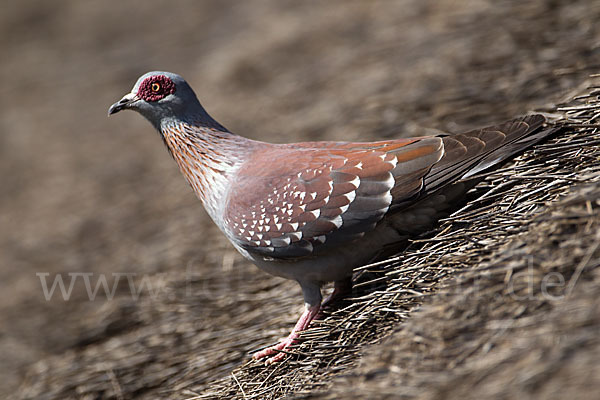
[223,115,551,260]
[224,138,443,258]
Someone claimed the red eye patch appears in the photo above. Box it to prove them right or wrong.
[138,75,176,102]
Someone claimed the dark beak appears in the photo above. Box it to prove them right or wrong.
[108,93,138,116]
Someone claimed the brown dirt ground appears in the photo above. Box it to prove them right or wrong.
[1,0,599,399]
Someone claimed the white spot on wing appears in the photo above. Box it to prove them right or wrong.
[330,215,343,228]
[343,191,357,203]
[275,236,291,246]
[288,232,302,241]
[314,235,326,244]
[382,172,395,189]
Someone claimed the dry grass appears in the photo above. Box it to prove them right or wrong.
[19,72,600,400]
[186,82,600,400]
[3,1,600,399]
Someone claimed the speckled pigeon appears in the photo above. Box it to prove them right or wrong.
[109,71,556,364]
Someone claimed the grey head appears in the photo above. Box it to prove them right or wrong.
[108,71,221,131]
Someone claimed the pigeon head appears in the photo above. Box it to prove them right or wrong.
[109,71,210,130]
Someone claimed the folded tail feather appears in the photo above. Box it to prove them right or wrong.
[387,114,558,238]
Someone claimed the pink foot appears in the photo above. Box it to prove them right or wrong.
[252,332,298,364]
[253,304,320,364]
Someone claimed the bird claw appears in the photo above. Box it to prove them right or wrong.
[252,302,320,364]
[252,336,296,364]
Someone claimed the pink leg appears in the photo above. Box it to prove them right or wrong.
[252,303,321,364]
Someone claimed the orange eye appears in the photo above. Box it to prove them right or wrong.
[151,82,161,92]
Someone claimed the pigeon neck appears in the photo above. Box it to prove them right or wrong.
[159,119,253,222]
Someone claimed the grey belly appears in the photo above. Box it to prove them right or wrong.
[247,221,404,284]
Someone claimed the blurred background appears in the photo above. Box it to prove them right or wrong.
[1,0,598,398]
